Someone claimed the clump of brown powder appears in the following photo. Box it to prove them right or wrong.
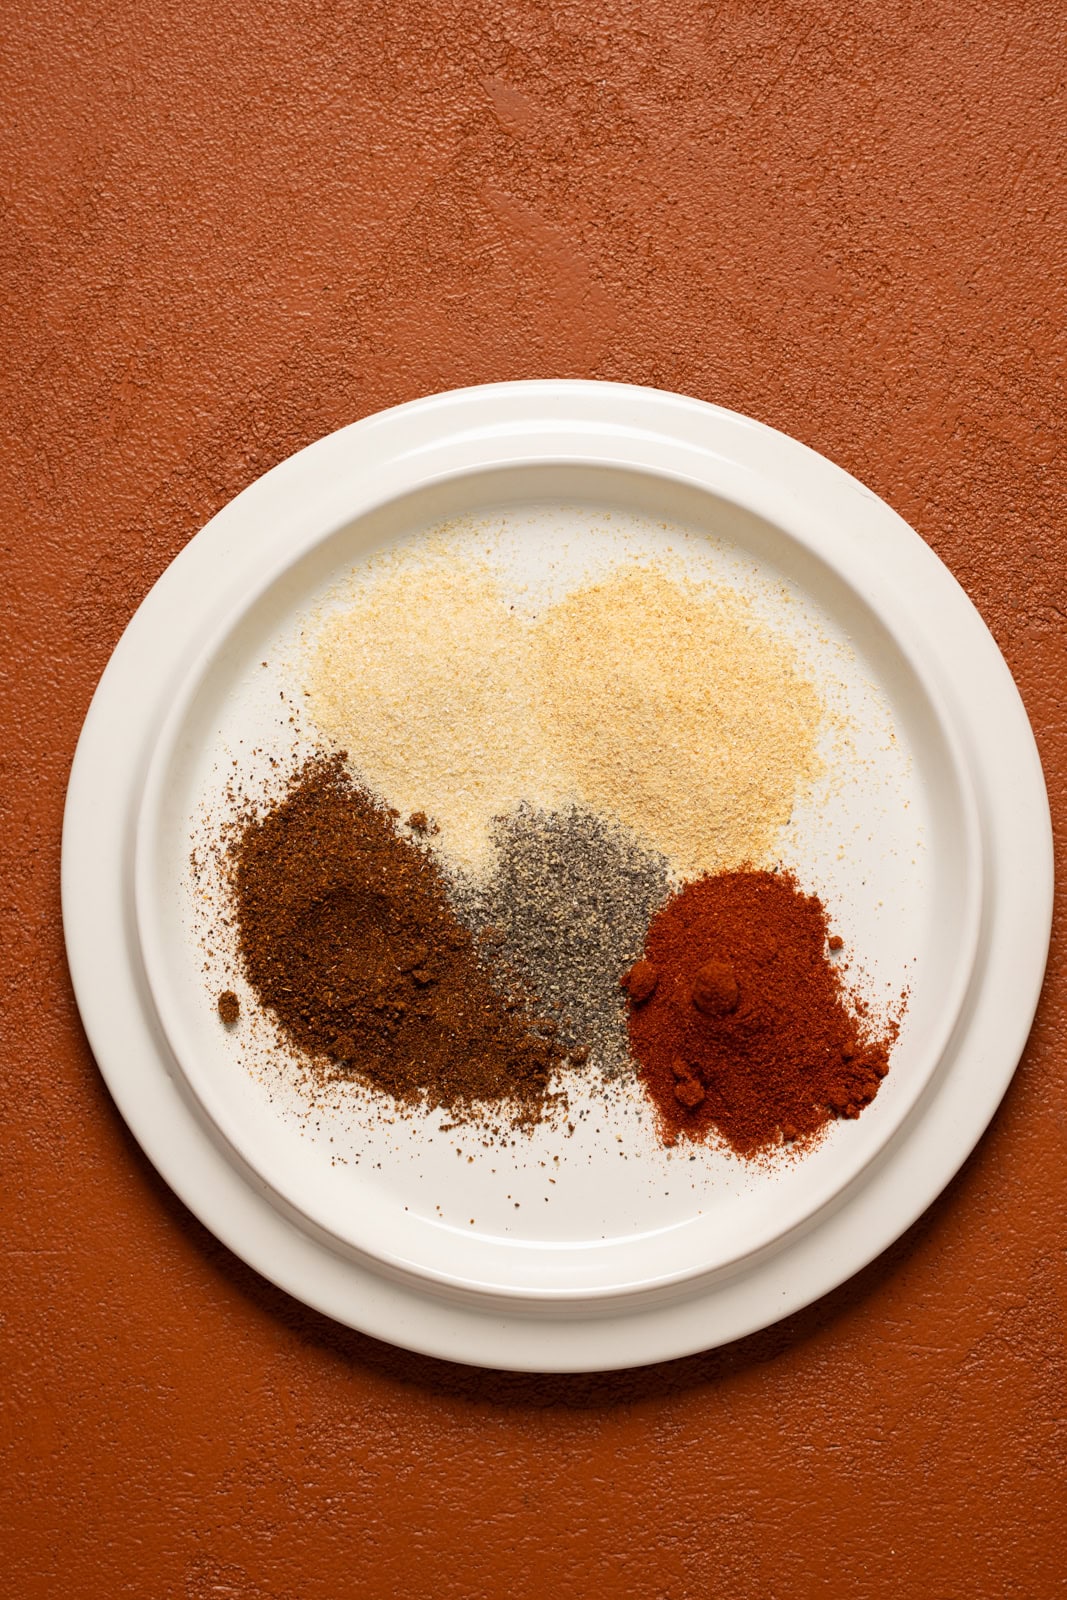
[216,990,240,1025]
[226,754,570,1129]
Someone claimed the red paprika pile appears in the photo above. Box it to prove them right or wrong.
[623,870,895,1156]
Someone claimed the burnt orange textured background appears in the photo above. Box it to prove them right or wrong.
[2,3,1065,1596]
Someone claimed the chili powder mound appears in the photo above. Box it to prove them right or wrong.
[624,870,896,1156]
[228,755,568,1129]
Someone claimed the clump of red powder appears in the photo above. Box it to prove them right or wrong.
[622,869,897,1157]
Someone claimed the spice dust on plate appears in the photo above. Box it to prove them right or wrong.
[199,525,904,1160]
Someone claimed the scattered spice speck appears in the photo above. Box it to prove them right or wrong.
[217,990,240,1025]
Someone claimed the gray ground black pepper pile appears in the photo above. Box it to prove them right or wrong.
[450,806,672,1078]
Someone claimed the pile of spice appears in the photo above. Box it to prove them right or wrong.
[227,754,570,1129]
[452,805,671,1077]
[622,869,895,1156]
[531,564,825,878]
[305,559,559,874]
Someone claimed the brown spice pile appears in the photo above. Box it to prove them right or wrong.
[227,754,569,1128]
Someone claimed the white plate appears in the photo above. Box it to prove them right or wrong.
[62,382,1052,1369]
[134,467,981,1301]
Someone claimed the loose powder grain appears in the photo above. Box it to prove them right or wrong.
[532,565,825,878]
[216,989,240,1025]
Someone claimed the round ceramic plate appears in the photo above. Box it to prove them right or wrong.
[62,382,1052,1369]
[134,467,982,1302]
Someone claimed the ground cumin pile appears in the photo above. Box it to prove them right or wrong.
[228,755,569,1128]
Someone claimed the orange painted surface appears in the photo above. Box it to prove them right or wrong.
[2,3,1064,1595]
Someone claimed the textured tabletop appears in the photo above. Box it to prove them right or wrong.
[2,3,1064,1596]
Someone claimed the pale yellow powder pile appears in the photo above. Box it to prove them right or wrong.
[305,562,561,873]
[531,565,824,878]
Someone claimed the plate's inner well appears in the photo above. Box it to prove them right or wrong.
[138,469,978,1299]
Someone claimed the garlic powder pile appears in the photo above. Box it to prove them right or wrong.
[306,559,562,874]
[532,565,824,878]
